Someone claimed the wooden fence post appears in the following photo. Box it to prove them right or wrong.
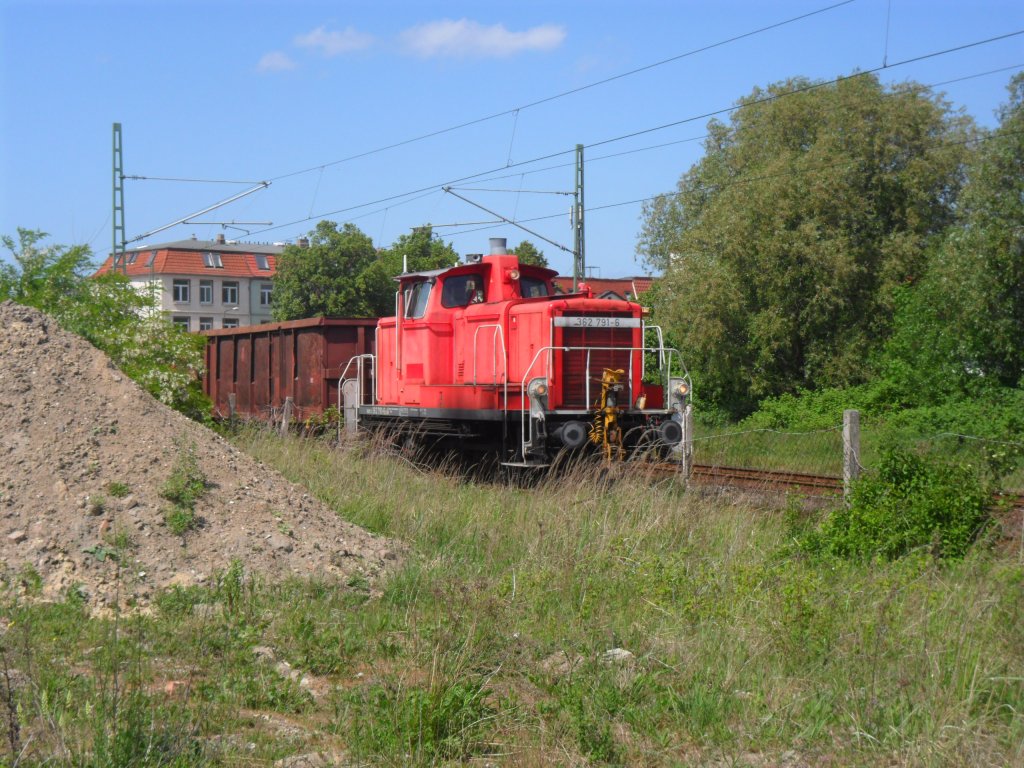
[843,409,861,502]
[281,396,293,437]
[227,393,236,421]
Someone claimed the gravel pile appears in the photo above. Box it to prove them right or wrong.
[0,301,400,612]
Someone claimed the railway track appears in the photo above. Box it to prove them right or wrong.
[648,462,842,495]
[649,462,1024,514]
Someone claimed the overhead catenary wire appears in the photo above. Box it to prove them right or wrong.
[585,30,1024,151]
[444,187,574,196]
[125,175,263,184]
[127,57,1021,249]
[409,62,1024,193]
[440,127,1024,240]
[243,41,1023,243]
[264,0,860,184]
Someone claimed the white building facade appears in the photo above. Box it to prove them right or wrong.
[97,236,284,331]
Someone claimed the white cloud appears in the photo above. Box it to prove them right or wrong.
[295,25,374,57]
[257,51,297,72]
[400,19,566,58]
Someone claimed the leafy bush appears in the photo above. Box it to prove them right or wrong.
[742,387,1024,485]
[161,440,207,535]
[808,448,991,561]
[164,507,198,536]
[106,481,131,498]
[1,228,210,421]
[160,442,207,510]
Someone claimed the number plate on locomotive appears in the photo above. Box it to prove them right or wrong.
[553,316,642,328]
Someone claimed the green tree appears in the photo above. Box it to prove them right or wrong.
[638,74,973,416]
[1,227,93,306]
[877,72,1024,400]
[935,72,1024,388]
[1,229,207,419]
[511,240,548,268]
[360,226,460,316]
[272,221,378,320]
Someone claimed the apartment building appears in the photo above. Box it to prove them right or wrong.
[95,235,284,331]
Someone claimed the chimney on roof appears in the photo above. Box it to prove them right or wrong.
[215,233,226,245]
[298,237,309,249]
[191,234,197,240]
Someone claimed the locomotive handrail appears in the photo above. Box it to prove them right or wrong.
[471,323,507,387]
[643,324,666,374]
[337,353,376,410]
[519,345,569,462]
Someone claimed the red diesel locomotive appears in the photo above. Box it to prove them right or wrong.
[346,238,691,466]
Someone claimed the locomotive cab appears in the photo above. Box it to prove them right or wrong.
[355,238,691,466]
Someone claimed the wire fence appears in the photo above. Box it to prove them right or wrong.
[693,418,1024,493]
[693,426,844,476]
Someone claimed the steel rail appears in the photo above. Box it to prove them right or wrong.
[647,462,1024,514]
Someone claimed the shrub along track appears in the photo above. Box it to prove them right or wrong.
[648,461,1024,545]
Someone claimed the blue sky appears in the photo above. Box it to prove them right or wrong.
[2,0,1021,278]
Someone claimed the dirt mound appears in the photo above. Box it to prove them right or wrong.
[0,301,400,612]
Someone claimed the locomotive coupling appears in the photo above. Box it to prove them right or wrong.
[590,368,626,462]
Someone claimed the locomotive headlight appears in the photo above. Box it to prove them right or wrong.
[528,377,549,419]
[669,377,691,405]
[509,268,520,280]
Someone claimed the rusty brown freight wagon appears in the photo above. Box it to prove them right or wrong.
[202,317,377,422]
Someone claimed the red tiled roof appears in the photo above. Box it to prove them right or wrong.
[95,248,277,279]
[552,276,655,298]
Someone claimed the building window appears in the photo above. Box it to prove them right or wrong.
[259,283,272,306]
[199,280,213,304]
[172,279,190,303]
[198,317,213,331]
[222,282,239,305]
[255,254,270,270]
[203,252,223,268]
[222,317,240,329]
[145,250,157,267]
[172,315,190,331]
[126,252,138,265]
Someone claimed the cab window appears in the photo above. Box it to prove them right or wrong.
[441,273,485,308]
[520,276,549,298]
[404,280,431,318]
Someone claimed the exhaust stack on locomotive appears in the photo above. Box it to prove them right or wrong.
[350,238,692,466]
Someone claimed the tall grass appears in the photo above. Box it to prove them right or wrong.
[2,430,1022,766]
[229,431,1023,766]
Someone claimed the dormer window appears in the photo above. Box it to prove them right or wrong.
[255,254,270,270]
[145,250,157,267]
[126,252,138,265]
[203,252,223,268]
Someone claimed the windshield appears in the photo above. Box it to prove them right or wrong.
[441,273,485,308]
[520,276,549,298]
[404,281,431,318]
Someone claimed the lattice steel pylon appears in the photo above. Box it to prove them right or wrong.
[112,123,126,273]
[573,143,585,292]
